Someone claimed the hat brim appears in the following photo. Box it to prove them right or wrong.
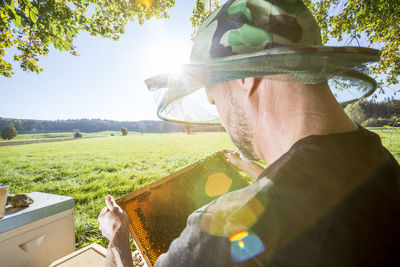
[145,46,380,125]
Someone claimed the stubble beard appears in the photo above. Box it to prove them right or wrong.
[225,91,258,161]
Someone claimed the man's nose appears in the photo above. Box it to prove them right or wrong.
[205,87,215,105]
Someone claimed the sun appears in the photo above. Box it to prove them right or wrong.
[145,38,192,77]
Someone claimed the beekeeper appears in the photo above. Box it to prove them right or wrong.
[99,0,400,266]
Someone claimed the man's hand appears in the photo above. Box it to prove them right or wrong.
[98,195,133,267]
[98,195,129,241]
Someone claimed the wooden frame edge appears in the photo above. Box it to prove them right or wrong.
[128,225,153,267]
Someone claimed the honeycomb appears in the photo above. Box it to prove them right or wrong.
[117,151,250,266]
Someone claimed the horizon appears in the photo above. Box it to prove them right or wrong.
[2,95,400,123]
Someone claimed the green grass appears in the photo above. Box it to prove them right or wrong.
[0,132,235,249]
[367,127,400,160]
[0,128,399,250]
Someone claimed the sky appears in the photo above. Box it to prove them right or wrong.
[0,0,398,121]
[0,0,196,121]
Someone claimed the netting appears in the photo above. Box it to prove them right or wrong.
[146,48,378,125]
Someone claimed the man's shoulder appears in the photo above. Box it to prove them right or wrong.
[188,177,273,237]
[155,178,275,267]
[263,126,397,179]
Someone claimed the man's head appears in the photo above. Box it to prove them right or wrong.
[145,0,379,157]
[205,75,359,163]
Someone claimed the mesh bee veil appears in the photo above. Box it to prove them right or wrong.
[145,0,380,125]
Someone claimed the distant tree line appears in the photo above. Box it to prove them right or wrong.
[2,100,400,134]
[344,99,400,127]
[360,99,400,119]
[0,118,224,134]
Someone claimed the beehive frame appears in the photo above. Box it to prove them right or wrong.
[116,150,264,267]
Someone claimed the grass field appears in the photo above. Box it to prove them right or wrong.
[0,129,399,250]
[369,127,400,160]
[0,132,236,249]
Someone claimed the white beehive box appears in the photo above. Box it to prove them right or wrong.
[0,192,75,267]
[49,243,107,267]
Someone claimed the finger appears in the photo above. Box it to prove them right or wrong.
[99,206,108,216]
[105,195,116,210]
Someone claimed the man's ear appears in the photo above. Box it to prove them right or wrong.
[238,77,259,97]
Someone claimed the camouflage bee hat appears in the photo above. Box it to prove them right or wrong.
[145,0,380,125]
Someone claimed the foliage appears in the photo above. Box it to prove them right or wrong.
[190,0,220,40]
[184,123,195,134]
[360,99,400,119]
[361,118,380,127]
[361,117,400,128]
[0,0,175,77]
[74,131,82,138]
[121,127,128,136]
[344,102,366,124]
[303,0,400,92]
[1,125,17,140]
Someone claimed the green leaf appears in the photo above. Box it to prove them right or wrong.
[12,14,22,29]
[57,25,64,35]
[31,6,39,15]
[7,3,17,16]
[62,41,70,50]
[51,25,57,35]
[30,10,37,23]
[66,28,72,38]
[25,5,30,18]
[71,27,79,35]
[53,39,60,50]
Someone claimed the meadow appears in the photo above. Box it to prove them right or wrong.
[0,132,236,249]
[0,129,399,250]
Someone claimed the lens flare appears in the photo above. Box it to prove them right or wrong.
[238,240,245,250]
[230,230,249,242]
[230,231,265,262]
[199,191,265,236]
[205,172,232,197]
